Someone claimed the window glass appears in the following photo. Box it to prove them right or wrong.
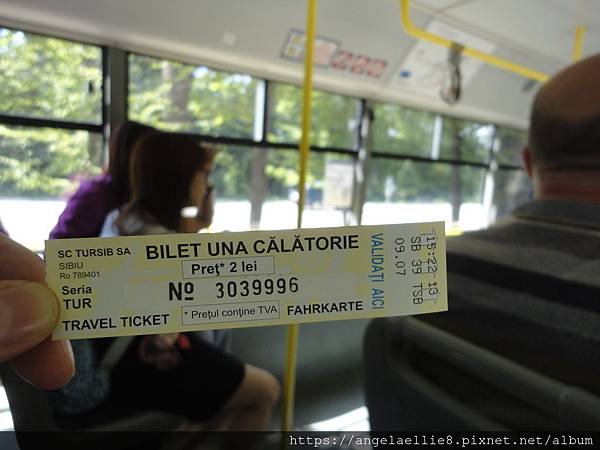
[372,104,493,164]
[268,83,359,149]
[372,103,437,156]
[0,126,103,250]
[209,145,253,232]
[129,54,257,138]
[492,168,531,222]
[496,127,527,166]
[440,118,493,164]
[0,28,102,123]
[210,145,352,231]
[290,152,355,229]
[364,158,486,231]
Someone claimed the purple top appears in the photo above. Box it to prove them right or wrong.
[49,175,117,239]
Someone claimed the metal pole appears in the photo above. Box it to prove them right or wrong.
[282,0,317,435]
[572,26,586,62]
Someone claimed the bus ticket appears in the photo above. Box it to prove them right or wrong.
[46,222,447,340]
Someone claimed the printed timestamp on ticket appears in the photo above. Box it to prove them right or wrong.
[46,222,447,340]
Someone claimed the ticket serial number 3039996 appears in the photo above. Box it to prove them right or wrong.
[214,276,300,299]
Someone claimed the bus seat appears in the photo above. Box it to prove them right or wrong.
[364,317,600,431]
[0,363,187,450]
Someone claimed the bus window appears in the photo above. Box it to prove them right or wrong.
[372,103,437,158]
[0,28,102,123]
[268,83,360,149]
[0,126,102,250]
[210,145,354,231]
[129,53,258,139]
[363,158,486,231]
[0,28,103,251]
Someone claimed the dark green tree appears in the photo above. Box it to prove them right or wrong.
[0,28,103,198]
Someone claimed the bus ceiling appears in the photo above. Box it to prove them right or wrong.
[0,0,595,129]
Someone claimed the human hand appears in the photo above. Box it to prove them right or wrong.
[197,185,214,230]
[151,333,180,350]
[137,333,182,370]
[180,186,214,233]
[0,234,74,389]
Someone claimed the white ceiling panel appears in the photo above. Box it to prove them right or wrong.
[412,0,476,13]
[437,0,600,63]
[0,0,597,128]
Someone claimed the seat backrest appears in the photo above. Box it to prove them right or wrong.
[0,364,58,431]
[0,363,188,450]
[364,317,600,431]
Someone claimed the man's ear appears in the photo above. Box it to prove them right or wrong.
[522,146,533,178]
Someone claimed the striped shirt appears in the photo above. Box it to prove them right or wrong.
[419,199,600,428]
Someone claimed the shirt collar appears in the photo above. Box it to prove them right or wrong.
[513,199,600,231]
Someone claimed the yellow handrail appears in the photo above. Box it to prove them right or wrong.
[282,0,317,435]
[400,0,549,83]
[572,26,586,62]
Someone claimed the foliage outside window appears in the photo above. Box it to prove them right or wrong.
[493,169,531,221]
[364,158,485,229]
[0,26,532,250]
[372,103,437,156]
[440,118,493,164]
[268,83,359,149]
[0,126,102,250]
[373,103,492,164]
[366,158,483,203]
[0,28,104,199]
[496,127,527,166]
[207,144,299,230]
[0,126,102,198]
[210,145,352,231]
[0,28,103,251]
[129,54,257,138]
[0,28,102,123]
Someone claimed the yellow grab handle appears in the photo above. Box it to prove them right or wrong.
[400,0,549,83]
[572,26,586,62]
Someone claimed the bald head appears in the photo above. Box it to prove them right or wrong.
[528,54,600,169]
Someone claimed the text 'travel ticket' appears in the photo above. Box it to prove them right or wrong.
[46,222,447,340]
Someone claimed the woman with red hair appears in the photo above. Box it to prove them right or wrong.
[54,132,280,434]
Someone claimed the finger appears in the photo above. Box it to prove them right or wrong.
[0,234,46,281]
[0,281,60,362]
[165,332,179,342]
[154,334,177,349]
[153,336,169,350]
[9,337,74,390]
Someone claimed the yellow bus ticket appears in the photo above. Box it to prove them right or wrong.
[46,222,447,340]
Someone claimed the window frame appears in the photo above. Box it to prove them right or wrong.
[0,22,528,238]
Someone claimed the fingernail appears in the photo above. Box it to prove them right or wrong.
[0,282,59,345]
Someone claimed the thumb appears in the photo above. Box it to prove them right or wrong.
[0,280,60,362]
